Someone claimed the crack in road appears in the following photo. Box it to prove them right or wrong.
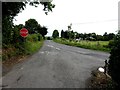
[17,75,23,82]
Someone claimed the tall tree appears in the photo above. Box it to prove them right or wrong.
[91,33,97,40]
[37,24,42,34]
[40,26,48,38]
[108,33,115,40]
[69,30,74,39]
[103,32,109,41]
[2,1,55,46]
[3,2,55,18]
[52,29,59,38]
[61,30,64,38]
[25,19,38,34]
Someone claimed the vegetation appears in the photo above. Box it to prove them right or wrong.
[54,38,110,52]
[60,30,115,41]
[89,69,117,88]
[108,30,120,87]
[52,29,59,38]
[25,19,39,34]
[2,1,55,62]
[52,23,116,52]
[24,34,44,55]
[2,1,55,45]
[25,19,48,38]
[2,34,43,61]
[2,1,120,88]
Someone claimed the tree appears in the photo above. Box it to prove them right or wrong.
[2,1,55,46]
[108,33,115,40]
[35,24,48,38]
[79,33,84,40]
[64,31,69,39]
[37,24,42,33]
[40,26,48,38]
[52,30,59,38]
[108,30,120,87]
[96,35,103,41]
[83,33,88,40]
[69,30,74,39]
[3,2,55,18]
[25,19,39,34]
[103,32,109,41]
[74,32,79,39]
[12,24,24,43]
[61,30,64,38]
[2,17,13,45]
[91,33,97,40]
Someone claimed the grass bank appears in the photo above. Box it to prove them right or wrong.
[24,40,43,55]
[2,34,44,75]
[2,34,44,61]
[53,38,110,52]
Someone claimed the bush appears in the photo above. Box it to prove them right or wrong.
[24,41,43,55]
[47,37,52,40]
[26,34,42,42]
[108,31,120,87]
[108,40,115,49]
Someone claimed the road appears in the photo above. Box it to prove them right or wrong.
[2,40,110,88]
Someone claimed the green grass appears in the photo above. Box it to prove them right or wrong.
[2,34,44,61]
[25,40,43,55]
[54,38,110,52]
[2,41,44,61]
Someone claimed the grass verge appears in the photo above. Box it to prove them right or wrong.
[2,40,44,75]
[53,38,110,52]
[25,40,43,55]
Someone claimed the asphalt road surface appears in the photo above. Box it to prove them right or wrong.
[2,40,110,88]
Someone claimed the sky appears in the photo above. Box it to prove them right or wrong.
[13,0,120,36]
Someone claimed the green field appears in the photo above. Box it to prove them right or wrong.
[54,38,110,52]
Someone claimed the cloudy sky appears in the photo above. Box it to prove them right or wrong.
[13,0,119,36]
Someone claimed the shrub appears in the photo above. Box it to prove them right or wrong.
[47,37,52,40]
[108,40,115,49]
[108,31,120,87]
[26,34,42,42]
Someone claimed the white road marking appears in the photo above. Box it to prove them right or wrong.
[47,45,61,51]
[77,51,87,54]
[39,52,45,54]
[56,48,61,50]
[20,68,23,70]
[47,45,53,48]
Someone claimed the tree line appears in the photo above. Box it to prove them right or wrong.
[52,29,115,41]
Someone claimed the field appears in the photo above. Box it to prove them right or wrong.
[54,38,110,52]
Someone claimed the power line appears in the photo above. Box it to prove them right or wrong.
[73,19,118,25]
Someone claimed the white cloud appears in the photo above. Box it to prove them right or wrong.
[13,0,119,36]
